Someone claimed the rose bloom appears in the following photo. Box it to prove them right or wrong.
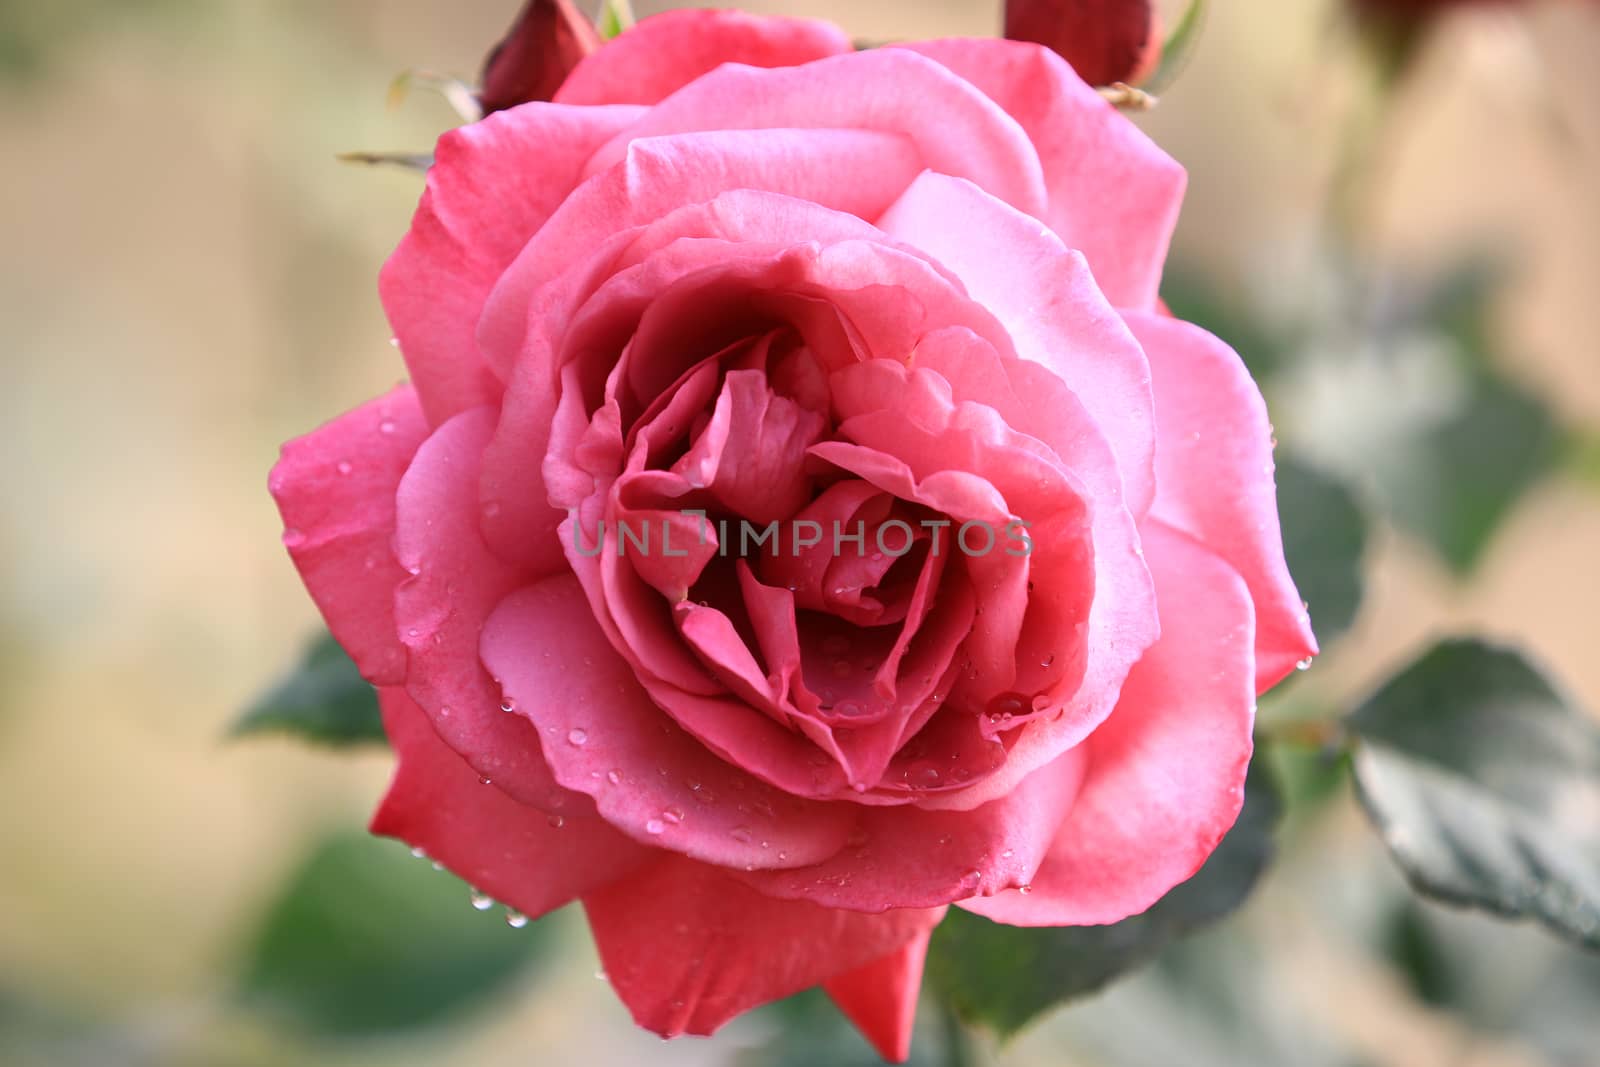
[271,9,1314,1060]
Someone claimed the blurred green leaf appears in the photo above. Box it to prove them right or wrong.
[1142,0,1207,95]
[1383,896,1600,1064]
[1276,453,1367,650]
[237,832,549,1037]
[925,752,1283,1038]
[1349,639,1600,950]
[233,631,383,747]
[1371,368,1560,574]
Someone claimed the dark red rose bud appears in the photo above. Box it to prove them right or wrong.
[1004,0,1163,87]
[479,0,603,114]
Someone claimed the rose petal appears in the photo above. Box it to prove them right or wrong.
[555,8,852,107]
[379,102,644,423]
[583,854,946,1038]
[877,171,1156,515]
[823,930,935,1064]
[961,519,1257,925]
[1125,310,1318,691]
[581,49,1048,218]
[481,573,855,868]
[269,385,426,684]
[392,406,570,811]
[899,38,1185,310]
[370,687,648,918]
[733,741,1086,909]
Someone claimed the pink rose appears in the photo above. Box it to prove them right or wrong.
[271,9,1314,1060]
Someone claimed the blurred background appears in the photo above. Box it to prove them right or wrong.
[1,0,1597,1064]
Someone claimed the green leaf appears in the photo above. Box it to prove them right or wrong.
[598,0,634,40]
[926,752,1284,1037]
[236,832,549,1037]
[233,631,384,746]
[1142,0,1208,95]
[1275,453,1367,649]
[1371,368,1560,574]
[1348,639,1600,950]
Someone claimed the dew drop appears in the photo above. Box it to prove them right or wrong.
[986,692,1029,721]
[567,728,588,747]
[661,807,684,826]
[547,814,565,829]
[1018,884,1033,895]
[379,418,397,435]
[409,846,428,860]
[607,768,623,785]
[645,818,666,836]
[336,460,353,476]
[505,909,530,929]
[477,775,493,786]
[470,888,494,911]
[1296,656,1315,672]
[730,826,754,844]
[500,701,516,713]
[958,869,983,891]
[431,860,444,871]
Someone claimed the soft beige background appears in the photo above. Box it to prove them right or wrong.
[0,1,1596,1064]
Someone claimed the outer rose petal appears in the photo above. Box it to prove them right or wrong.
[392,407,575,813]
[480,574,856,869]
[962,520,1257,926]
[370,687,650,919]
[269,385,426,684]
[555,8,853,107]
[898,38,1185,310]
[378,101,644,424]
[823,932,933,1064]
[581,49,1048,219]
[1125,310,1318,691]
[583,854,945,1040]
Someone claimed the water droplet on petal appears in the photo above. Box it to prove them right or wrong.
[730,826,753,844]
[336,460,353,476]
[409,846,427,860]
[505,909,530,929]
[379,419,397,435]
[567,728,588,746]
[499,700,516,713]
[1018,884,1033,895]
[470,889,494,911]
[661,807,684,826]
[645,818,665,835]
[546,814,565,829]
[1296,656,1315,672]
[477,775,492,786]
[607,769,623,785]
[959,869,983,891]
